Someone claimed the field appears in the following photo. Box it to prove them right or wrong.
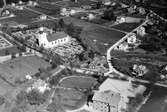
[63,17,94,29]
[80,25,126,54]
[0,56,51,84]
[59,0,95,7]
[53,88,87,111]
[83,26,126,44]
[59,76,98,90]
[111,22,143,32]
[29,2,61,17]
[0,46,20,56]
[0,8,40,24]
[0,78,15,112]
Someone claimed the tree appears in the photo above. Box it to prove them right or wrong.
[26,89,48,105]
[102,9,116,21]
[58,19,65,28]
[95,1,103,9]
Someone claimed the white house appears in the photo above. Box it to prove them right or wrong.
[137,26,146,36]
[117,16,142,23]
[37,28,70,49]
[39,14,47,20]
[127,33,137,44]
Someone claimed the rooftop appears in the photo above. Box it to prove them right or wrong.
[47,32,69,42]
[93,90,121,107]
[99,78,136,97]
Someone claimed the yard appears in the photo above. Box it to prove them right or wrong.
[0,56,51,84]
[52,88,87,111]
[80,25,126,54]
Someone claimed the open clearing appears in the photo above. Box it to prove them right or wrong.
[0,56,50,84]
[111,22,143,32]
[54,88,87,111]
[0,8,40,24]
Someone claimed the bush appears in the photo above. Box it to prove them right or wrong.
[26,89,48,105]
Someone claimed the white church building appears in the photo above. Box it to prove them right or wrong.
[37,27,71,49]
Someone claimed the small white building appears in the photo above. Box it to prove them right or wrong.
[127,33,137,44]
[117,16,142,23]
[18,1,23,5]
[11,3,16,7]
[37,28,71,49]
[133,64,148,77]
[39,14,47,20]
[116,42,129,51]
[137,26,146,36]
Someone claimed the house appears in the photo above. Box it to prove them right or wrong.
[133,64,148,77]
[127,33,137,44]
[28,1,38,6]
[117,16,142,23]
[116,42,129,51]
[103,0,111,6]
[37,27,71,49]
[39,14,47,20]
[137,26,146,36]
[92,90,121,112]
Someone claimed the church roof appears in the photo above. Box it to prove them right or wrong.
[47,32,68,42]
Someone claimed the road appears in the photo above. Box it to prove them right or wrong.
[0,15,14,21]
[105,16,167,88]
[106,19,148,74]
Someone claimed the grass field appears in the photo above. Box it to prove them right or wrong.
[63,17,94,29]
[59,76,98,90]
[0,46,20,56]
[54,88,87,111]
[0,8,40,24]
[0,56,50,84]
[80,25,126,54]
[111,22,143,32]
[29,3,61,17]
[82,26,126,44]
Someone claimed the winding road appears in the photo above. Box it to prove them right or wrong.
[105,14,167,88]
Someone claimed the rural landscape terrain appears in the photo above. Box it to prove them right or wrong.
[0,0,167,112]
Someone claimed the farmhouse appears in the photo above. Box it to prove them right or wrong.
[37,27,71,49]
